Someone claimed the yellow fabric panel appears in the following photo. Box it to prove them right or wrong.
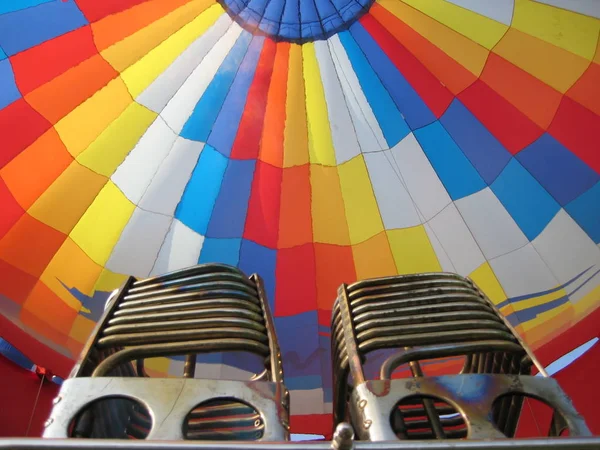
[77,103,157,177]
[28,162,108,235]
[39,238,102,310]
[573,284,600,317]
[310,165,350,245]
[145,357,171,373]
[512,0,600,61]
[302,43,337,166]
[284,44,309,167]
[338,156,383,244]
[387,226,441,275]
[94,268,130,293]
[121,4,224,98]
[499,287,567,324]
[100,0,214,73]
[400,0,507,50]
[352,232,397,280]
[69,315,97,344]
[378,0,489,76]
[494,28,589,93]
[55,78,132,157]
[469,262,507,305]
[70,182,136,266]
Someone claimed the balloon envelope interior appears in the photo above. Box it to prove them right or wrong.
[0,0,599,435]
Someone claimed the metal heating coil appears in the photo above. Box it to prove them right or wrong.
[331,273,532,439]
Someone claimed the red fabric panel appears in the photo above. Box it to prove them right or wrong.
[0,99,51,169]
[458,80,543,154]
[361,13,453,117]
[0,315,73,378]
[555,341,600,435]
[243,161,282,248]
[314,243,356,313]
[230,39,276,160]
[0,178,24,239]
[275,243,317,316]
[549,96,600,174]
[0,355,60,437]
[534,306,600,366]
[290,413,333,437]
[10,26,97,95]
[75,0,149,23]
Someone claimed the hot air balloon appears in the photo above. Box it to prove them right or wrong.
[0,0,599,438]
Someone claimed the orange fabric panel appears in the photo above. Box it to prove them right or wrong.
[278,164,313,248]
[351,231,396,280]
[25,55,118,125]
[27,162,107,235]
[23,282,79,335]
[480,53,563,129]
[314,243,356,311]
[369,3,476,95]
[567,62,600,117]
[259,42,289,167]
[91,0,192,51]
[0,260,37,305]
[0,215,66,278]
[0,129,73,210]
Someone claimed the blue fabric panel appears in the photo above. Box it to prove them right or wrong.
[280,0,301,40]
[505,296,569,325]
[199,238,242,266]
[566,181,600,244]
[491,159,560,241]
[338,30,409,147]
[208,36,264,157]
[415,122,486,200]
[517,133,599,206]
[0,59,21,109]
[0,0,53,15]
[238,239,277,309]
[260,0,285,36]
[0,0,87,56]
[206,159,256,238]
[349,22,436,130]
[0,47,5,60]
[440,99,511,185]
[181,32,253,142]
[175,145,228,235]
[275,311,321,378]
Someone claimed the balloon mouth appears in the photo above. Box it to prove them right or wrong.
[216,0,375,43]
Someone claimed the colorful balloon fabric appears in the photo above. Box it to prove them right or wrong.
[1,0,600,435]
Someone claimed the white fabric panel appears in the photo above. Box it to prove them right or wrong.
[327,35,387,153]
[423,222,456,272]
[160,23,243,133]
[455,187,528,260]
[490,243,560,298]
[314,41,361,164]
[219,364,257,381]
[290,389,325,415]
[535,0,600,19]
[363,151,421,229]
[137,14,233,113]
[151,219,204,275]
[426,204,485,275]
[111,117,178,204]
[445,0,514,25]
[106,209,173,277]
[140,138,205,216]
[391,134,451,222]
[533,209,600,303]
